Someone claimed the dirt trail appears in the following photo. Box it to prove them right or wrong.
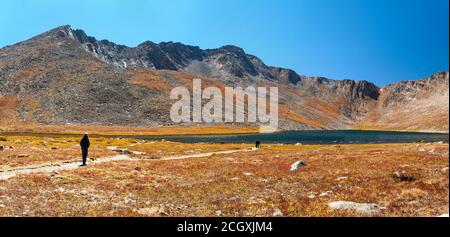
[160,148,257,160]
[0,155,136,180]
[0,148,257,180]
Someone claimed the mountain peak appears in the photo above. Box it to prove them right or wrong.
[217,45,245,54]
[43,24,75,39]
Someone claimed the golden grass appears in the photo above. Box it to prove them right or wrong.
[128,70,171,90]
[0,124,259,136]
[0,138,447,217]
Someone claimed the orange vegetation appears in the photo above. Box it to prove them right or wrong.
[0,123,259,136]
[0,139,447,217]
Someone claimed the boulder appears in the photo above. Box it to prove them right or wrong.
[290,160,305,171]
[393,171,416,182]
[328,201,382,214]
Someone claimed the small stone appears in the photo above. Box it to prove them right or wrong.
[136,207,167,216]
[319,191,333,197]
[243,172,253,176]
[134,166,142,172]
[272,208,283,217]
[393,171,416,182]
[17,154,30,158]
[336,176,348,181]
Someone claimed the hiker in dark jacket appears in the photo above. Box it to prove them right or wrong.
[80,134,90,166]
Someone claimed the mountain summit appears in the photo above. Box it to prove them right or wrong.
[0,25,448,132]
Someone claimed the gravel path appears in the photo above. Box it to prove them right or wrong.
[0,148,257,180]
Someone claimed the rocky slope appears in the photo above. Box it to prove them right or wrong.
[0,25,448,132]
[358,71,449,132]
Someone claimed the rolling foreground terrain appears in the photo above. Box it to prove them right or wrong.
[0,25,448,133]
[0,136,448,217]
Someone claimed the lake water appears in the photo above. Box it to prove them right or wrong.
[2,130,448,145]
[137,130,449,144]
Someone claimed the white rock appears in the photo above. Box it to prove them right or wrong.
[336,176,348,181]
[290,160,305,171]
[272,208,283,217]
[215,210,223,216]
[319,191,333,197]
[131,151,145,155]
[328,201,383,214]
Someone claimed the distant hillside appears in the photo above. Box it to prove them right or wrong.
[0,25,448,132]
[356,71,449,132]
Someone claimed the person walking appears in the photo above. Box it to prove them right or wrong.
[80,133,90,166]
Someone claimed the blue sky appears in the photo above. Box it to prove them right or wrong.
[1,0,448,86]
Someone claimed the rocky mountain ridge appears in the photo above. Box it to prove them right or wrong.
[0,25,448,132]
